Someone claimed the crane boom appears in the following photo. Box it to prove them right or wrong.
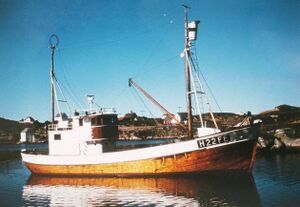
[128,78,184,127]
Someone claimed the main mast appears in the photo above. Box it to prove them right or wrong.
[49,34,59,126]
[183,5,193,139]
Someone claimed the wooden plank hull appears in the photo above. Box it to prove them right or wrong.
[23,139,257,176]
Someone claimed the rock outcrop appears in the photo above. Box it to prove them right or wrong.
[255,105,300,152]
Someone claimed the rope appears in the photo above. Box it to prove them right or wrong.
[132,54,179,80]
[56,51,86,110]
[53,74,72,116]
[187,52,218,129]
[60,8,178,51]
[52,77,62,118]
[190,47,222,112]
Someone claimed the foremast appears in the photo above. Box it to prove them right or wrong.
[49,34,59,127]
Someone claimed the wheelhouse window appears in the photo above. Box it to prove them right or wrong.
[54,134,61,140]
[111,116,117,124]
[102,115,117,125]
[91,115,118,126]
[91,118,96,126]
[97,116,103,125]
[79,118,83,126]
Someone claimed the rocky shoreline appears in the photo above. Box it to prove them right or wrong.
[254,105,300,152]
[258,127,300,152]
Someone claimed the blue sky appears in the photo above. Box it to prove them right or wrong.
[0,0,299,121]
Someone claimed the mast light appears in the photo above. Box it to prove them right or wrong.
[188,20,200,41]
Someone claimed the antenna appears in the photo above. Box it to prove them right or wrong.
[87,95,95,112]
[182,4,190,9]
[49,34,59,48]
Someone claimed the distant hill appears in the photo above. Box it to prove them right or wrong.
[0,118,29,143]
[0,118,45,143]
[256,104,300,126]
[260,104,300,115]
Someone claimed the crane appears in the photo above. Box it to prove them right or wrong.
[128,78,185,128]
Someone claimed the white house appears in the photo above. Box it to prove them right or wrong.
[20,128,35,143]
[162,112,188,125]
[20,116,35,124]
[171,112,188,124]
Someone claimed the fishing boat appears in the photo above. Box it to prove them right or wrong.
[21,6,259,176]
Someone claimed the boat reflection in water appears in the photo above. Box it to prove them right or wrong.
[23,173,260,207]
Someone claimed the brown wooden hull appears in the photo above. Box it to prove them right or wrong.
[23,139,257,176]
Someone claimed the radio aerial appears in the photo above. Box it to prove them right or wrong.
[49,34,59,48]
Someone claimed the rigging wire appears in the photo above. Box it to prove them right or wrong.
[54,72,84,111]
[52,74,72,117]
[133,37,164,79]
[129,87,159,125]
[50,8,180,119]
[186,53,204,127]
[59,9,180,117]
[192,46,222,112]
[56,50,86,110]
[52,77,62,118]
[187,50,219,129]
[132,54,179,80]
[132,11,176,80]
[60,7,179,51]
[61,79,85,110]
[183,56,188,114]
[94,102,102,110]
[111,54,179,115]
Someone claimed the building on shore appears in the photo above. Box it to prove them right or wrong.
[162,112,188,125]
[19,116,35,124]
[20,128,35,143]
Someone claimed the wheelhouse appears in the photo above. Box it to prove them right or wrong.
[48,110,118,155]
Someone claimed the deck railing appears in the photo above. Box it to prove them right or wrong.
[76,108,116,115]
[48,124,72,131]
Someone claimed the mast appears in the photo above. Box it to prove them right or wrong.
[183,5,193,139]
[49,34,59,126]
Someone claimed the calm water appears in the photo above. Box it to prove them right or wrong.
[0,145,299,207]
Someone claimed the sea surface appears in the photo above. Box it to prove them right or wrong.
[0,143,299,207]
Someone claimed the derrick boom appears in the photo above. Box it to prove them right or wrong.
[128,78,184,127]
